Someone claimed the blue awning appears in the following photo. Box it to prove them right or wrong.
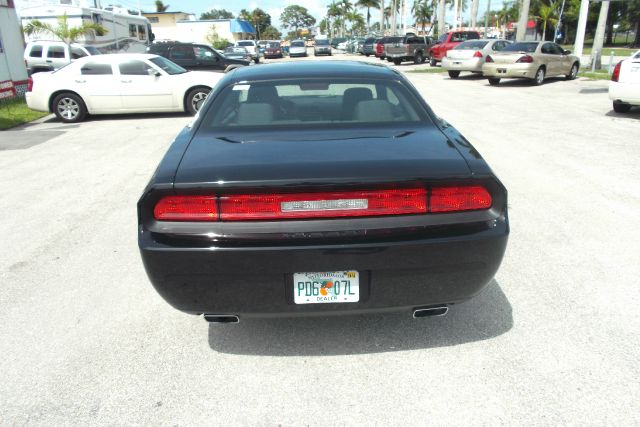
[230,20,255,34]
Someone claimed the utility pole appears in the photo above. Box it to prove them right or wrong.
[516,0,531,41]
[380,0,385,34]
[484,0,492,36]
[453,0,459,30]
[391,0,397,35]
[401,0,406,34]
[438,0,446,37]
[470,0,479,28]
[554,0,566,41]
[591,0,610,69]
[573,0,590,58]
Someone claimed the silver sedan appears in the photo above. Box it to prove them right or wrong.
[442,39,512,79]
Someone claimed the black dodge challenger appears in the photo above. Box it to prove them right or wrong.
[138,61,509,322]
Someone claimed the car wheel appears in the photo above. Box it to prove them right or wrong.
[254,58,260,64]
[414,52,423,64]
[430,57,437,67]
[566,62,579,80]
[52,92,87,123]
[186,87,210,115]
[365,54,370,57]
[448,70,460,79]
[613,102,632,113]
[393,58,401,65]
[488,77,501,86]
[534,67,545,85]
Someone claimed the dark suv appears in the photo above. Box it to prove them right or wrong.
[146,42,250,73]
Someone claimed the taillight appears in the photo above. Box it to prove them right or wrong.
[516,55,534,63]
[27,77,33,92]
[611,61,622,82]
[219,188,427,221]
[473,50,483,58]
[153,186,492,221]
[430,186,492,213]
[485,55,494,63]
[154,195,217,221]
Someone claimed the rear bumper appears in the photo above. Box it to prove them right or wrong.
[139,221,509,318]
[25,92,49,112]
[609,81,640,105]
[482,63,537,79]
[442,57,483,72]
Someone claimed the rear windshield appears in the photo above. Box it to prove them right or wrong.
[455,40,489,50]
[237,41,254,47]
[202,78,428,131]
[503,42,538,53]
[315,39,329,46]
[387,37,403,43]
[291,41,305,47]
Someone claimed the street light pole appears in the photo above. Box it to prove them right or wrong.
[573,0,590,58]
[484,0,492,36]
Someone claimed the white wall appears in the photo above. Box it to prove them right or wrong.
[175,20,246,45]
[0,6,29,88]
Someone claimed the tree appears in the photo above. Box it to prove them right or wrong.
[538,2,558,40]
[261,25,282,40]
[412,0,433,34]
[205,26,231,49]
[23,13,107,56]
[356,0,380,32]
[280,5,316,38]
[340,0,354,35]
[327,2,342,37]
[200,9,234,20]
[250,8,272,40]
[154,0,169,12]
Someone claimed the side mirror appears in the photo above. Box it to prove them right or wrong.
[564,49,571,55]
[147,68,161,77]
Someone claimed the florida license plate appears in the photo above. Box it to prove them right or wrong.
[293,271,359,304]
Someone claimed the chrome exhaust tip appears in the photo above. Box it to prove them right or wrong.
[203,314,240,323]
[412,305,449,318]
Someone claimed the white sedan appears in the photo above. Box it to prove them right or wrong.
[609,50,640,113]
[26,53,222,123]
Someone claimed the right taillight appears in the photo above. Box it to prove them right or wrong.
[611,61,622,82]
[473,50,483,58]
[430,186,492,213]
[154,195,218,221]
[485,55,494,63]
[516,55,534,63]
[27,77,33,92]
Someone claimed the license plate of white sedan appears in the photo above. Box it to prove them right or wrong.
[293,271,359,304]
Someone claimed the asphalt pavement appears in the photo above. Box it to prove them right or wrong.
[1,56,639,424]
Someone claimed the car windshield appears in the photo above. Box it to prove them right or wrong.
[503,42,538,53]
[316,39,329,46]
[202,78,428,131]
[387,37,403,43]
[291,41,305,47]
[438,33,449,43]
[455,40,489,50]
[149,56,187,74]
[267,42,280,48]
[84,46,102,55]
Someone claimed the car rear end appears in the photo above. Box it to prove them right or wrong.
[24,70,53,112]
[442,40,490,72]
[138,70,509,319]
[609,51,640,111]
[385,37,408,61]
[362,38,376,56]
[482,43,541,80]
[289,41,307,57]
[375,38,387,58]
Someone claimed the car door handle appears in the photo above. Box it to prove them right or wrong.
[121,80,132,83]
[75,79,86,83]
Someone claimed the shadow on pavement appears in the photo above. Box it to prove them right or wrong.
[486,77,568,88]
[579,87,608,94]
[84,112,189,122]
[605,109,640,119]
[207,279,512,356]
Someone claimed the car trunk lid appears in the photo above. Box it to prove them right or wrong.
[490,52,532,64]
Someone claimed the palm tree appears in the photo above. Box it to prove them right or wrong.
[412,0,432,34]
[347,10,366,35]
[24,13,107,55]
[340,0,354,36]
[356,0,380,32]
[538,2,558,40]
[154,0,169,12]
[327,2,342,37]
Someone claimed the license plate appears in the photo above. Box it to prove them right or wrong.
[293,271,359,304]
[498,68,507,73]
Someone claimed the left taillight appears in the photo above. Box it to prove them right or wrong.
[485,55,494,63]
[516,55,534,63]
[611,61,622,82]
[473,50,483,58]
[154,195,218,221]
[27,77,33,92]
[153,186,492,222]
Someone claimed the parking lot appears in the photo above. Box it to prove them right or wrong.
[1,56,639,424]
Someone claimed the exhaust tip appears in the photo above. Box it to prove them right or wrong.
[413,305,449,318]
[203,314,239,323]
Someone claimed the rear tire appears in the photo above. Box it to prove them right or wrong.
[186,87,211,115]
[365,53,370,57]
[566,62,579,80]
[430,57,437,67]
[533,67,545,85]
[488,77,501,86]
[52,92,87,123]
[393,58,401,65]
[414,52,423,64]
[613,102,632,113]
[448,70,460,79]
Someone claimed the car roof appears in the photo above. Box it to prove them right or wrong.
[227,61,399,82]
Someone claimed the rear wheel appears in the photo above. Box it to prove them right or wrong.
[533,67,545,85]
[430,57,437,67]
[448,70,460,79]
[488,77,501,86]
[414,52,423,64]
[186,87,210,115]
[566,62,579,80]
[613,102,632,113]
[393,58,401,65]
[365,53,370,57]
[52,92,87,123]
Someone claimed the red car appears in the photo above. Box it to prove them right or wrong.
[429,31,481,66]
[375,37,389,59]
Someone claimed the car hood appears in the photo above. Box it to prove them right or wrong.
[174,127,472,187]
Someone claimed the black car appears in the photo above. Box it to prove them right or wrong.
[362,37,376,56]
[146,42,250,73]
[138,61,509,322]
